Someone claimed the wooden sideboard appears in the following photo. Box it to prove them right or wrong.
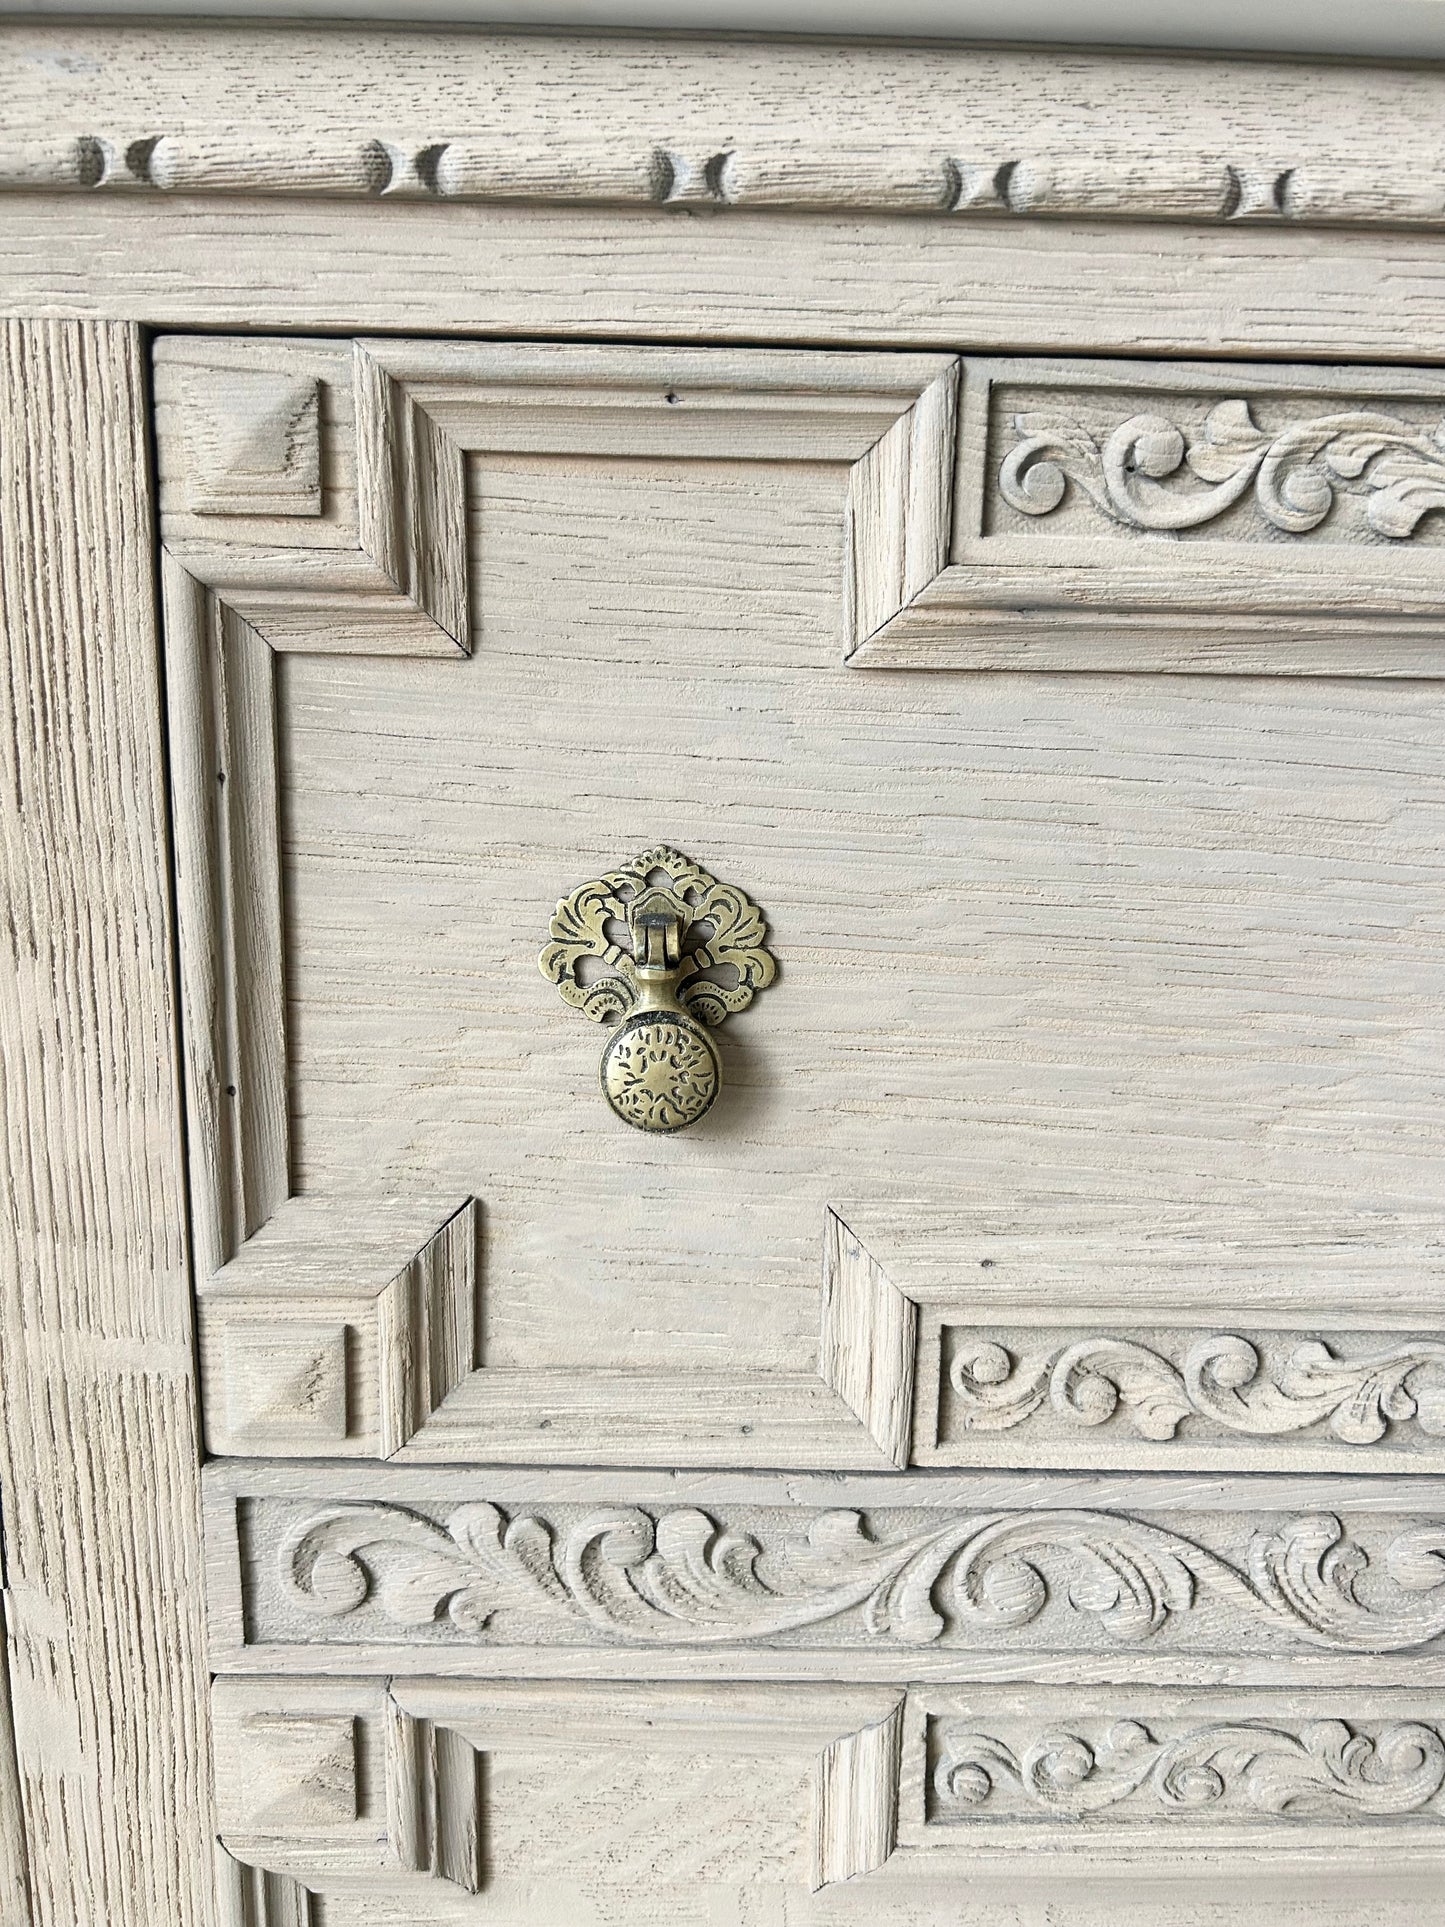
[4,22,1445,1926]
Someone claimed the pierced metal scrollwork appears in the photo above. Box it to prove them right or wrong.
[540,846,777,1132]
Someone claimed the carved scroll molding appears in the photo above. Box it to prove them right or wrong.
[10,31,1445,236]
[899,1687,1445,1873]
[940,1327,1445,1467]
[212,1679,483,1905]
[833,1203,1445,1475]
[203,1461,1445,1686]
[929,1713,1445,1826]
[847,354,1445,673]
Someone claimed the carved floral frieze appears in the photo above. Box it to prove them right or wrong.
[943,1330,1445,1447]
[997,400,1445,539]
[267,1500,1445,1655]
[929,1715,1445,1824]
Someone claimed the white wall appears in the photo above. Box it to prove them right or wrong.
[5,0,1445,59]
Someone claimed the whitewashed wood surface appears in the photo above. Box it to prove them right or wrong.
[208,1672,1445,1921]
[6,22,1445,227]
[269,450,1445,1387]
[0,1594,28,1927]
[0,321,217,1926]
[6,24,1445,1926]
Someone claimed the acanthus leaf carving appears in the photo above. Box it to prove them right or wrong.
[947,1331,1445,1445]
[931,1715,1445,1822]
[998,400,1445,538]
[277,1501,1445,1655]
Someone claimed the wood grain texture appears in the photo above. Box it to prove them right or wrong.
[812,1698,905,1889]
[14,198,1445,368]
[0,321,215,1923]
[820,1209,918,1469]
[0,1595,31,1927]
[5,24,1445,234]
[273,441,1445,1464]
[199,1193,478,1455]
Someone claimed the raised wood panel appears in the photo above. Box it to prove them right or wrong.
[157,333,1445,1475]
[0,320,216,1926]
[155,336,943,1468]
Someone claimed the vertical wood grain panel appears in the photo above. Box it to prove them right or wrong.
[0,1592,31,1925]
[0,320,215,1925]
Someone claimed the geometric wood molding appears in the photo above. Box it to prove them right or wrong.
[849,355,1445,675]
[157,338,947,1286]
[811,1697,905,1890]
[218,1850,316,1927]
[157,338,468,658]
[211,1679,483,1901]
[156,336,483,1469]
[198,1193,477,1457]
[154,334,949,1469]
[207,1675,1445,1897]
[158,334,1445,1470]
[819,1210,919,1469]
[838,1202,1445,1475]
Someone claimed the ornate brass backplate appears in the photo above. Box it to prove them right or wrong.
[539,846,777,1132]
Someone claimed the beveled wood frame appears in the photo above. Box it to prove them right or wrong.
[157,333,949,1469]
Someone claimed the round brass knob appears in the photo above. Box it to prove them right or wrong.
[599,1010,721,1134]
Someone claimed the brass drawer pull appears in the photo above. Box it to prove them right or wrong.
[540,846,777,1133]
